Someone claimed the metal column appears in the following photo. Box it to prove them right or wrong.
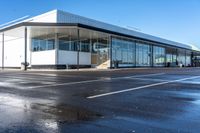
[77,29,80,70]
[151,45,154,67]
[109,35,112,69]
[24,27,27,71]
[55,33,59,67]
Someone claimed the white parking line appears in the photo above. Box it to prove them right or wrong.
[0,73,63,81]
[87,76,200,99]
[129,77,170,82]
[119,73,165,79]
[21,73,58,77]
[28,73,165,89]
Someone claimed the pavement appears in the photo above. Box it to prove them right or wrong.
[0,68,200,133]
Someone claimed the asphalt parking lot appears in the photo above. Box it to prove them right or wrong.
[0,68,200,133]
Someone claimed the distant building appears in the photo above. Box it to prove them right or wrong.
[0,10,199,70]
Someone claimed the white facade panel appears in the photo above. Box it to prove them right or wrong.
[79,52,91,65]
[0,31,31,68]
[4,36,24,67]
[31,50,56,65]
[58,50,77,65]
[58,50,91,65]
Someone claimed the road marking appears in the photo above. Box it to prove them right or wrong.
[21,73,58,77]
[0,76,56,83]
[117,73,165,79]
[0,82,26,90]
[27,73,165,89]
[87,76,200,99]
[129,77,170,82]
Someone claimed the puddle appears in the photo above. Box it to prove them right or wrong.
[30,103,102,123]
[0,94,103,124]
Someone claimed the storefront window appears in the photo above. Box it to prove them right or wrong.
[112,38,135,67]
[32,37,55,52]
[79,29,110,67]
[136,43,151,66]
[153,46,165,66]
[177,49,186,66]
[186,51,191,66]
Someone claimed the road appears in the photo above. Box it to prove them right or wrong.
[0,68,200,133]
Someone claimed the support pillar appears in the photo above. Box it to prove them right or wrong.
[55,33,59,67]
[24,27,27,71]
[109,35,112,69]
[77,29,80,70]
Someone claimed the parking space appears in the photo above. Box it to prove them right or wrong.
[0,68,200,133]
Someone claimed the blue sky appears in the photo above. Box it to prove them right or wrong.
[0,0,200,47]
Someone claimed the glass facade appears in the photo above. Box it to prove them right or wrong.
[166,47,177,67]
[31,27,110,68]
[31,34,55,52]
[186,51,191,66]
[79,29,110,66]
[136,43,151,66]
[58,29,78,51]
[30,26,194,69]
[177,49,186,66]
[153,46,165,66]
[112,38,135,67]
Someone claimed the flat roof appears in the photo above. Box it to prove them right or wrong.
[0,9,198,51]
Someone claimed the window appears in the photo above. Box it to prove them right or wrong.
[112,38,135,67]
[59,37,70,51]
[186,51,191,66]
[153,46,165,66]
[32,39,40,51]
[177,50,186,66]
[32,37,55,52]
[47,39,55,50]
[80,39,90,52]
[136,43,151,66]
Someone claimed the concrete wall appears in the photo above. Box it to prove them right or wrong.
[58,50,91,65]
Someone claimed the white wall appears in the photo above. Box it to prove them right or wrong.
[58,50,91,65]
[0,34,31,68]
[4,36,24,67]
[31,50,56,65]
[79,52,91,65]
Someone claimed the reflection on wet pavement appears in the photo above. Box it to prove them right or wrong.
[0,93,102,133]
[0,68,200,132]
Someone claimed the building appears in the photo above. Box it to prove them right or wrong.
[0,9,199,70]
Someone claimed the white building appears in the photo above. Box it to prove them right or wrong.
[0,10,199,70]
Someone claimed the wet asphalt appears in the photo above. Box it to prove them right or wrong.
[0,68,200,133]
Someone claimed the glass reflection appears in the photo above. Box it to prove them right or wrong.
[153,46,165,66]
[136,43,151,66]
[112,38,135,67]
